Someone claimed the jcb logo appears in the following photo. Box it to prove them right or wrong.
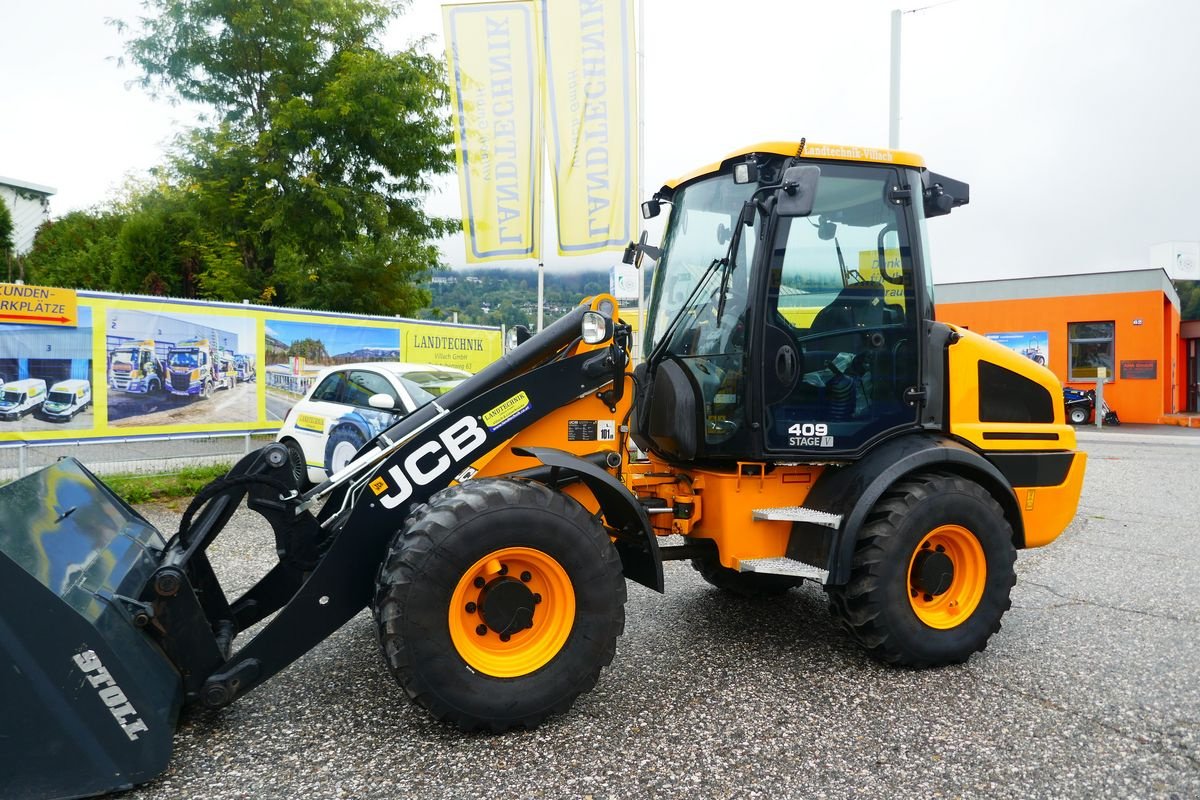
[378,416,488,509]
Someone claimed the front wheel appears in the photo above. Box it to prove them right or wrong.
[374,479,627,731]
[826,473,1016,667]
[1067,406,1089,425]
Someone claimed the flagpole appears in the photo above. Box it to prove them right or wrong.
[635,0,645,360]
[537,151,546,332]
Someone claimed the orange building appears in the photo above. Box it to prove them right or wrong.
[936,269,1187,424]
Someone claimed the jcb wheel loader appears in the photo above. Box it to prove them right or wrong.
[0,141,1086,799]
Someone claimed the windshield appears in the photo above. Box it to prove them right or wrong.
[112,350,135,365]
[397,377,437,407]
[644,174,759,354]
[402,370,469,397]
[169,351,198,368]
[48,392,74,404]
[3,391,22,404]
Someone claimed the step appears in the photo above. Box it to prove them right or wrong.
[738,557,828,583]
[752,506,843,528]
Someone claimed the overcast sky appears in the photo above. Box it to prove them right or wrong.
[2,0,1198,284]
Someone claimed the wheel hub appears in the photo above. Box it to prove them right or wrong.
[478,577,535,635]
[910,549,954,596]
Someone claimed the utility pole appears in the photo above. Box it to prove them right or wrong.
[889,8,902,149]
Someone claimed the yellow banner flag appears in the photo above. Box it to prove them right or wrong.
[443,2,543,262]
[540,0,638,255]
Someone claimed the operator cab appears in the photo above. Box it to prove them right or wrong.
[633,141,968,463]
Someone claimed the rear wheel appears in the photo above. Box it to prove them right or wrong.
[826,473,1016,667]
[374,478,626,731]
[1067,406,1089,425]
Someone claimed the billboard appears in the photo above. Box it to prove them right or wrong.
[985,331,1049,366]
[0,285,502,443]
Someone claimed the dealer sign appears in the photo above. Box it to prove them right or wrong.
[0,282,78,327]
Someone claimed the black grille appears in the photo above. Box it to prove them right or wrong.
[171,373,190,392]
[978,361,1054,423]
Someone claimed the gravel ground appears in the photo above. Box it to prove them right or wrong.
[114,435,1200,800]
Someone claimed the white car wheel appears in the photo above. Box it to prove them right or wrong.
[330,438,360,473]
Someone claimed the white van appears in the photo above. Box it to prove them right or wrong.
[0,378,48,420]
[39,379,92,422]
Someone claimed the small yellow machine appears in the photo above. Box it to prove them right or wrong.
[0,141,1085,798]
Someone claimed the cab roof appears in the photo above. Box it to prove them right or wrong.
[662,141,927,192]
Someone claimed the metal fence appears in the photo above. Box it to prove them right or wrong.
[0,432,278,482]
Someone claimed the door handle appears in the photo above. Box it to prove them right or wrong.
[776,345,798,386]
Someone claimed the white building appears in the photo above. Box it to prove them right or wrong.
[0,176,56,254]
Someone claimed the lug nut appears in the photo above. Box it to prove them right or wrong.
[465,602,477,614]
[476,624,488,636]
[532,593,542,604]
[500,633,511,642]
[473,577,485,588]
[520,571,532,583]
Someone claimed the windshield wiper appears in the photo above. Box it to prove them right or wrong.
[715,199,758,326]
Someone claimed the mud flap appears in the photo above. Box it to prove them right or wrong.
[0,459,181,800]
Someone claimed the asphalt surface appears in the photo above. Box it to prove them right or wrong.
[116,432,1199,800]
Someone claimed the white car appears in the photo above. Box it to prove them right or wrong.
[276,362,472,487]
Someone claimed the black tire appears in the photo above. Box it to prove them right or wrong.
[1067,406,1089,425]
[374,478,627,732]
[323,426,365,475]
[826,473,1016,667]
[281,439,311,491]
[689,547,802,597]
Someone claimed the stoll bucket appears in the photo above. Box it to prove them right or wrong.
[0,458,181,799]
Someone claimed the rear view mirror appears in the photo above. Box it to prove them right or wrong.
[775,165,820,218]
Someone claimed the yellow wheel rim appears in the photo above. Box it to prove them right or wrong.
[907,525,986,630]
[448,547,575,678]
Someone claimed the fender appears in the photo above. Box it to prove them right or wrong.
[512,446,664,593]
[794,433,1024,586]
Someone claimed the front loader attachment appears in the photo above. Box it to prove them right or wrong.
[0,459,181,800]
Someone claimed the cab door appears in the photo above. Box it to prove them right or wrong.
[757,165,925,457]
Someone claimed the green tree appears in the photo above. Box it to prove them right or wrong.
[110,186,247,299]
[119,0,455,313]
[0,199,14,281]
[1176,280,1200,321]
[24,210,125,290]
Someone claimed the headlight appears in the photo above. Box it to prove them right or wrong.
[581,311,612,345]
[505,324,531,352]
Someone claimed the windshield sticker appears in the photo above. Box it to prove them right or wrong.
[483,391,530,431]
[369,476,389,496]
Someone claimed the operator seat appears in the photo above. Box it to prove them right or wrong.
[806,281,888,350]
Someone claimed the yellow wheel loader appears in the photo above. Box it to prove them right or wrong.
[0,141,1086,798]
